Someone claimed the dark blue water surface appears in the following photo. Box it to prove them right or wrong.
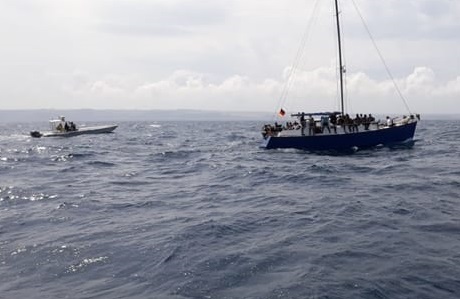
[1,120,459,299]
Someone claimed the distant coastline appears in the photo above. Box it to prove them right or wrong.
[0,109,272,123]
[0,109,457,123]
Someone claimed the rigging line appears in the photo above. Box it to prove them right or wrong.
[277,0,320,111]
[285,2,321,87]
[272,0,321,120]
[341,14,351,114]
[350,0,412,115]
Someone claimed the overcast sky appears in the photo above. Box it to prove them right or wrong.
[1,0,459,115]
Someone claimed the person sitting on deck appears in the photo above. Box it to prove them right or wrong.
[274,122,283,132]
[362,114,370,130]
[262,124,281,138]
[353,114,360,132]
[293,121,300,130]
[345,114,354,133]
[386,116,394,127]
[399,115,410,125]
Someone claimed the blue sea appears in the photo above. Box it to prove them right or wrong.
[1,120,459,299]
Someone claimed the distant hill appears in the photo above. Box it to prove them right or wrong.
[0,109,273,123]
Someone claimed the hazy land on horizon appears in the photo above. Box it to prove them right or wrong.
[0,109,458,123]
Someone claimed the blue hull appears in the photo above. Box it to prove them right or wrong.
[264,122,417,151]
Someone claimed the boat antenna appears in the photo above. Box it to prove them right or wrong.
[334,0,345,116]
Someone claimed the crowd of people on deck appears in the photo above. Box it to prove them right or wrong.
[262,112,419,138]
[56,120,77,132]
[334,113,376,133]
[262,122,283,138]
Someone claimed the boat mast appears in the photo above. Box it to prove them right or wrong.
[334,0,345,116]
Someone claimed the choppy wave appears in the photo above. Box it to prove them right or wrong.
[0,120,460,298]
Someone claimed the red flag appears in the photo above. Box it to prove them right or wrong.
[278,108,286,117]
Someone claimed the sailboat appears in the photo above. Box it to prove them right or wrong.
[261,0,419,151]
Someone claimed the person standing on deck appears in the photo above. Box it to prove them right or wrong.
[308,115,315,135]
[365,114,375,129]
[321,115,331,133]
[300,113,307,136]
[329,113,337,134]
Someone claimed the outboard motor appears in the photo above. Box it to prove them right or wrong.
[30,131,42,138]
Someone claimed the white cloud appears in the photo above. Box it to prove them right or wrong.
[19,66,450,115]
[133,71,280,111]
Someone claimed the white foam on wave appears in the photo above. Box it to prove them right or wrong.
[0,134,30,142]
[0,186,57,202]
[67,256,109,273]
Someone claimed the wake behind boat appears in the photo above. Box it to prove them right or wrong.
[262,0,419,151]
[30,117,117,138]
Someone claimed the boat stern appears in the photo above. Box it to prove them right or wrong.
[30,131,43,138]
[260,136,271,148]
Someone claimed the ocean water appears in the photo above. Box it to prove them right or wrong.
[0,120,459,299]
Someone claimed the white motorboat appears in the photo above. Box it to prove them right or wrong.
[30,117,117,138]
